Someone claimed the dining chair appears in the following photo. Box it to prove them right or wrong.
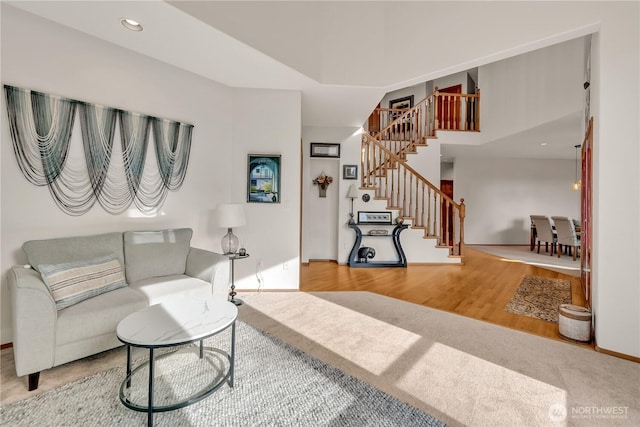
[530,215,557,256]
[552,216,581,261]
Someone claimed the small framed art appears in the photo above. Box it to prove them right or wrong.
[343,164,357,180]
[310,143,340,158]
[357,211,393,224]
[247,154,281,203]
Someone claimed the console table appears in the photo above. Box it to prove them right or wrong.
[348,222,408,268]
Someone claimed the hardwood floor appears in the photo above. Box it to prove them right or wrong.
[300,247,592,348]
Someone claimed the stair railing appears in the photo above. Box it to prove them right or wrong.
[361,131,465,256]
[372,88,481,158]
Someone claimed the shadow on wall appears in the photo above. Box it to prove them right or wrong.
[496,218,529,244]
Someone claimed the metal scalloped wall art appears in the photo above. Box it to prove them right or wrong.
[4,85,193,216]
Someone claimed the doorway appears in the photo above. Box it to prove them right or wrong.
[441,180,454,246]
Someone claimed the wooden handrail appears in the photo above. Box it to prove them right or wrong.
[360,88,478,258]
[371,89,480,158]
[361,131,465,256]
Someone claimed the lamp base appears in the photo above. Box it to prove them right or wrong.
[221,228,239,254]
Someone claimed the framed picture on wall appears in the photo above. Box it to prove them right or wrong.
[310,143,340,158]
[247,154,281,203]
[389,95,414,110]
[389,95,414,121]
[343,165,358,180]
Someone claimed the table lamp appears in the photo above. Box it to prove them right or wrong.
[347,184,359,223]
[213,203,246,254]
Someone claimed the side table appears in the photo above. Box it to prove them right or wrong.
[227,253,249,305]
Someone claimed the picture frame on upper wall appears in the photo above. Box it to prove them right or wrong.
[247,154,281,203]
[389,95,414,110]
[389,95,414,121]
[343,164,358,180]
[310,143,340,158]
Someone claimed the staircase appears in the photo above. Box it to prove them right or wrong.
[361,88,480,258]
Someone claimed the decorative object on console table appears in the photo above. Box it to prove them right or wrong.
[357,211,392,224]
[313,172,333,198]
[213,203,246,254]
[343,164,358,180]
[227,252,249,305]
[248,154,281,203]
[357,247,376,263]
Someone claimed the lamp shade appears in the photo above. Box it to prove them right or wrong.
[346,184,359,199]
[213,203,246,228]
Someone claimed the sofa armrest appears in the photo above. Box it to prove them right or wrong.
[7,266,57,377]
[185,248,230,300]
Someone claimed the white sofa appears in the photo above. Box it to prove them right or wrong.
[7,228,230,390]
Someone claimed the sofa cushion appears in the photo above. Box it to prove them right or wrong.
[123,228,192,283]
[129,274,212,305]
[38,254,127,310]
[56,285,147,347]
[23,232,124,273]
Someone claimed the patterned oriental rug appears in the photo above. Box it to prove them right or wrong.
[504,275,571,323]
[1,321,446,427]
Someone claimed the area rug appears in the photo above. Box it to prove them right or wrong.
[0,321,446,427]
[504,275,571,323]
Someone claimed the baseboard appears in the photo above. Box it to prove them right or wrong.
[467,243,529,247]
[595,345,640,363]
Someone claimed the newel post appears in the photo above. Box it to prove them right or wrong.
[459,198,466,256]
[433,86,440,130]
[475,88,481,131]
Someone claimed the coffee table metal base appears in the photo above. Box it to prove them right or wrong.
[119,324,235,426]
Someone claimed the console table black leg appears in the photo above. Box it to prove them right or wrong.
[148,348,154,427]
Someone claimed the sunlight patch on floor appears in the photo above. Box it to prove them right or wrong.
[398,340,568,425]
[245,292,422,376]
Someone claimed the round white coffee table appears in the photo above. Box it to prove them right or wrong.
[116,298,238,426]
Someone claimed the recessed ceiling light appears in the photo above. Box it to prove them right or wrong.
[121,18,143,32]
[540,142,548,146]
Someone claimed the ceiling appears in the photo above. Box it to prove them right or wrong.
[6,1,590,160]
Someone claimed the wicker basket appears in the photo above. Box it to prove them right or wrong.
[558,304,592,343]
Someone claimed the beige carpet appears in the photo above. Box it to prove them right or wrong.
[239,291,639,427]
[2,291,638,426]
[504,275,572,323]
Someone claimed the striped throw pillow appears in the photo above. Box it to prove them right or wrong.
[38,254,127,310]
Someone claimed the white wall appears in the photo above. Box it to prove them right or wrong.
[380,83,427,110]
[589,5,639,358]
[478,37,584,145]
[434,71,469,94]
[453,157,580,244]
[0,6,301,343]
[231,89,301,290]
[302,126,360,263]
